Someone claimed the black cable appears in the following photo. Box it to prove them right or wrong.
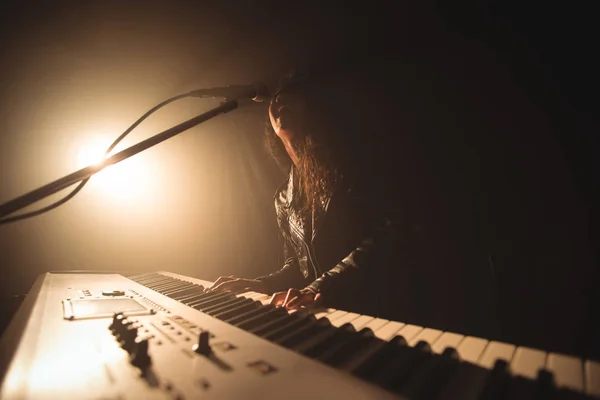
[0,92,193,225]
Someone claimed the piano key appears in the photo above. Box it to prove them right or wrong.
[264,315,318,342]
[167,285,205,299]
[456,336,489,364]
[399,347,460,399]
[349,315,375,330]
[204,298,251,316]
[237,307,289,331]
[479,359,511,399]
[189,292,234,308]
[277,318,332,348]
[373,321,405,341]
[250,313,298,336]
[373,340,432,390]
[478,341,516,369]
[585,360,600,396]
[505,376,538,400]
[319,328,375,366]
[297,323,354,357]
[241,291,268,301]
[435,361,490,400]
[354,336,408,380]
[161,282,196,294]
[321,310,349,323]
[225,304,274,325]
[396,324,424,343]
[330,312,361,328]
[212,301,260,321]
[407,328,442,346]
[509,346,547,380]
[312,308,336,320]
[363,318,390,333]
[546,353,584,392]
[431,332,465,354]
[201,297,247,314]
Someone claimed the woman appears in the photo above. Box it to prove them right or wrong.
[209,69,404,316]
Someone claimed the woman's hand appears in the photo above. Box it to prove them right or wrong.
[209,275,267,294]
[269,288,322,310]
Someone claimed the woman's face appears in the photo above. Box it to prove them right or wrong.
[268,90,306,144]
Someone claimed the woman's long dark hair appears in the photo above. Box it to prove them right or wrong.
[264,70,351,213]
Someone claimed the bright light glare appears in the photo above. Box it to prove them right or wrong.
[76,136,157,204]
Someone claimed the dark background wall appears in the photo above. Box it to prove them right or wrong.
[0,1,597,357]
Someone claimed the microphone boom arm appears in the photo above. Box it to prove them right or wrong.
[0,99,239,220]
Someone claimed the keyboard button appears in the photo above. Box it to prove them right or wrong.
[510,346,547,380]
[432,332,464,355]
[330,312,361,328]
[407,328,442,346]
[349,315,375,330]
[399,347,460,399]
[479,341,516,369]
[585,360,600,396]
[435,361,489,400]
[457,336,489,364]
[373,321,405,341]
[546,353,584,392]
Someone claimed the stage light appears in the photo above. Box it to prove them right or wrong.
[75,135,156,204]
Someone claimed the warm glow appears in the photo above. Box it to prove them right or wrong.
[76,135,159,204]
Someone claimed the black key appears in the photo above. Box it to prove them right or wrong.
[352,335,407,379]
[168,285,205,300]
[186,291,231,307]
[535,369,558,400]
[203,298,249,315]
[133,275,170,284]
[340,334,387,372]
[505,376,539,400]
[152,281,185,291]
[298,322,356,358]
[319,328,376,367]
[237,308,289,331]
[225,305,274,325]
[399,347,461,399]
[191,293,236,310]
[478,359,511,400]
[249,313,299,336]
[276,318,332,349]
[435,361,490,400]
[213,301,261,321]
[140,277,173,287]
[262,314,317,342]
[178,291,215,304]
[371,340,432,390]
[163,282,196,295]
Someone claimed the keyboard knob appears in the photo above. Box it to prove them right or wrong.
[130,338,151,369]
[193,331,211,355]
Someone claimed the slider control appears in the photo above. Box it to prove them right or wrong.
[193,331,211,356]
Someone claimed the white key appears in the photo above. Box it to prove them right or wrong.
[322,310,349,323]
[408,328,441,346]
[510,347,547,380]
[313,308,336,319]
[585,360,600,396]
[363,318,390,333]
[546,353,584,392]
[373,321,405,341]
[479,341,516,369]
[397,324,423,343]
[242,292,267,301]
[331,312,361,328]
[349,315,375,330]
[432,332,465,354]
[457,336,489,364]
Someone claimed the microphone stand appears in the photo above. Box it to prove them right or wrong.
[0,99,240,220]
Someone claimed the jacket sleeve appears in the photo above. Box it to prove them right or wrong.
[256,241,305,294]
[304,209,396,296]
